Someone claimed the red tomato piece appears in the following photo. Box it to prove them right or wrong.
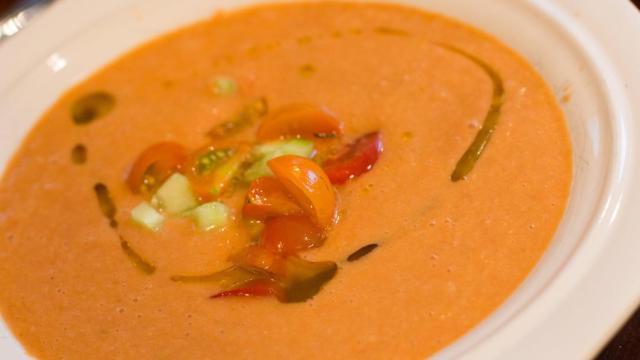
[256,103,344,141]
[323,132,383,184]
[261,215,324,255]
[242,177,304,220]
[210,280,277,299]
[126,142,188,194]
[267,155,337,228]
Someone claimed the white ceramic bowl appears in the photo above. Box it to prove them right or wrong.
[1,0,640,358]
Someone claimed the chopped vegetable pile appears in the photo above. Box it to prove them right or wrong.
[122,99,384,302]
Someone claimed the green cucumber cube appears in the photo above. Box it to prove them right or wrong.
[191,202,231,231]
[131,202,165,231]
[152,173,198,214]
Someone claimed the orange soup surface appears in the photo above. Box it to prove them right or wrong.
[0,2,572,359]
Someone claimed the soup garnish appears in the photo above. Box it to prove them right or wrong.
[442,45,505,182]
[70,91,115,125]
[106,98,383,302]
[70,143,87,164]
[93,183,118,228]
[347,243,379,262]
[119,238,157,275]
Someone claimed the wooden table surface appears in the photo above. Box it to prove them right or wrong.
[1,0,640,358]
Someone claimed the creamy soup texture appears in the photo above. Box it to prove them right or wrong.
[0,2,572,359]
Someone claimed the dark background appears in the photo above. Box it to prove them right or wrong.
[2,0,640,358]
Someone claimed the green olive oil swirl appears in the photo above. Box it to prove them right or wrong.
[71,91,116,125]
[439,45,505,182]
[120,238,157,275]
[93,183,118,228]
[93,183,156,274]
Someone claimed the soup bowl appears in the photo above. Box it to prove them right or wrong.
[1,0,639,358]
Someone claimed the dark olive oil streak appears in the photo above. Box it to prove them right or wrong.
[347,243,379,262]
[279,262,338,303]
[93,183,118,228]
[71,91,115,125]
[373,26,409,36]
[119,237,156,275]
[93,183,156,274]
[437,45,505,182]
[71,144,87,164]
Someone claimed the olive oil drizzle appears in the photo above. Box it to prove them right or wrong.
[71,144,87,164]
[93,183,156,274]
[437,45,505,181]
[120,237,156,275]
[93,183,118,228]
[71,91,115,125]
[347,243,379,262]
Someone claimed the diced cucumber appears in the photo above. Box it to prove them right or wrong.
[152,173,198,214]
[253,139,315,158]
[244,139,315,182]
[191,202,231,231]
[131,202,165,231]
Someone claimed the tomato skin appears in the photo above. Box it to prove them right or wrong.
[242,177,303,220]
[186,145,250,201]
[256,103,344,141]
[210,280,277,298]
[261,215,324,255]
[126,142,189,194]
[184,144,229,201]
[267,155,337,228]
[323,132,383,184]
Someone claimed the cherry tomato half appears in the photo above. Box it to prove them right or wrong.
[185,145,250,201]
[126,142,188,195]
[323,132,383,184]
[267,155,337,228]
[242,177,304,220]
[261,215,324,255]
[256,103,344,141]
[185,144,233,201]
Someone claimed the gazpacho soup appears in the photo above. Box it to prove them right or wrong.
[0,2,572,359]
